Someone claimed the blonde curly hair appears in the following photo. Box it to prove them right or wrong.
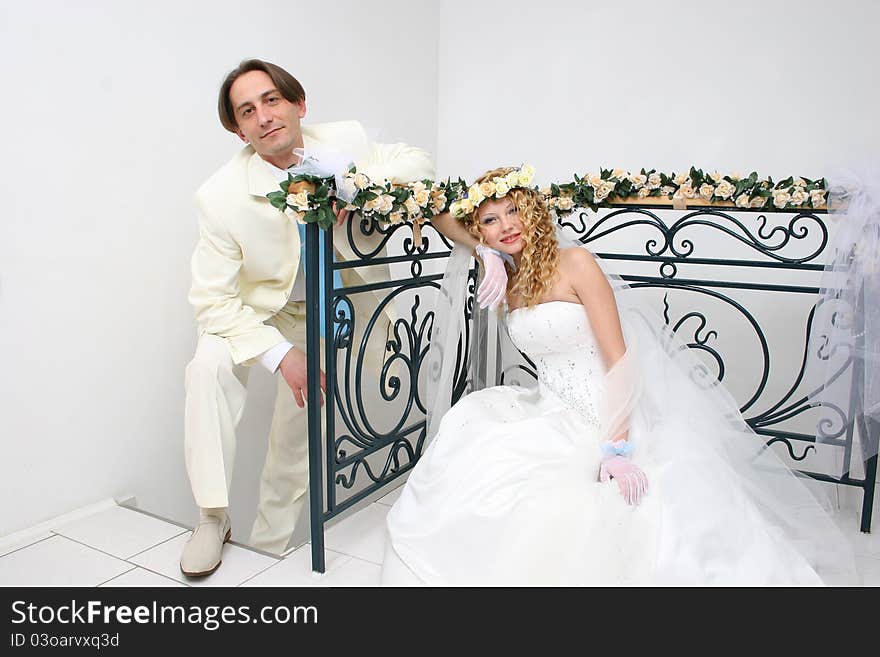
[465,167,559,308]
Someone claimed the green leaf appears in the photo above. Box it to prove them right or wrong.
[267,191,287,210]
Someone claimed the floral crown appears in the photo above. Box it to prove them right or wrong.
[449,164,536,219]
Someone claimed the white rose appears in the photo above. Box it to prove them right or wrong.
[494,180,511,196]
[735,194,751,208]
[810,189,826,206]
[517,171,533,186]
[715,180,736,200]
[790,188,809,206]
[506,171,521,188]
[287,191,311,211]
[750,196,767,208]
[611,168,627,180]
[637,187,651,198]
[647,173,662,189]
[673,173,689,186]
[628,173,647,188]
[661,185,676,195]
[710,171,724,184]
[772,190,792,208]
[363,197,381,212]
[519,164,536,178]
[353,172,370,190]
[699,183,715,200]
[680,183,697,199]
[411,181,427,194]
[588,174,604,189]
[387,211,405,224]
[378,194,395,214]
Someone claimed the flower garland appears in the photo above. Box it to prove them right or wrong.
[542,167,827,214]
[267,165,828,232]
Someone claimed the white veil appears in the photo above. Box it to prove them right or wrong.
[425,223,858,584]
[807,167,880,479]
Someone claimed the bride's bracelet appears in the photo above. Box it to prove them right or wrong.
[600,439,634,460]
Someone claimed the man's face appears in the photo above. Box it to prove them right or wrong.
[228,70,306,165]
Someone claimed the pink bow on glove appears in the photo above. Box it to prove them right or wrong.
[599,455,648,506]
[475,245,511,310]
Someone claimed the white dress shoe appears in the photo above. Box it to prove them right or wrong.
[179,513,231,577]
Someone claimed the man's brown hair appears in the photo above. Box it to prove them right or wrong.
[217,59,306,132]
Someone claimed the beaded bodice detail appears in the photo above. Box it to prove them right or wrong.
[505,301,605,427]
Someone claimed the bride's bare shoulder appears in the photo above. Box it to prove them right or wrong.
[558,246,601,276]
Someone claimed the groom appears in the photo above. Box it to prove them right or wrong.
[180,59,438,576]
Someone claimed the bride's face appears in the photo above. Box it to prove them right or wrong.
[476,197,525,255]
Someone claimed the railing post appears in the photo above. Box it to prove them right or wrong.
[305,222,325,573]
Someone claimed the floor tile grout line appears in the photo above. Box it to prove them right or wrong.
[124,530,191,560]
[238,550,355,586]
[95,566,138,587]
[0,534,57,560]
[44,532,137,566]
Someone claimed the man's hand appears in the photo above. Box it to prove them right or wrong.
[332,200,350,227]
[278,347,326,408]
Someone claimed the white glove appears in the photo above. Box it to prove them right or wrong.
[475,244,512,310]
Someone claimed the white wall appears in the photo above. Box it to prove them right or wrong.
[436,0,880,182]
[0,0,438,536]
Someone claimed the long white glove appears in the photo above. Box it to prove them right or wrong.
[475,245,513,310]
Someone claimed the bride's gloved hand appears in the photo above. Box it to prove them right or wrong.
[475,244,512,310]
[599,441,648,506]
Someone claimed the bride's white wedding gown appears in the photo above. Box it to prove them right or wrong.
[382,300,852,586]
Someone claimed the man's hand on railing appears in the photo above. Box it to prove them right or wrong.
[279,347,326,408]
[332,201,350,227]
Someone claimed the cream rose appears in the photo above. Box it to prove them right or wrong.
[287,191,310,211]
[680,183,697,199]
[673,173,689,186]
[611,168,628,180]
[810,189,826,206]
[594,182,615,202]
[735,194,751,208]
[404,196,421,217]
[699,183,716,200]
[414,188,431,207]
[517,171,533,186]
[790,188,809,206]
[714,180,736,200]
[363,197,381,212]
[459,198,475,215]
[556,196,574,211]
[378,194,395,214]
[637,187,651,198]
[387,211,405,224]
[588,174,604,189]
[647,173,662,189]
[710,171,724,184]
[494,180,511,196]
[468,184,485,205]
[628,173,647,188]
[353,172,370,190]
[520,164,536,178]
[772,190,792,208]
[478,182,496,198]
[661,185,676,196]
[750,196,767,208]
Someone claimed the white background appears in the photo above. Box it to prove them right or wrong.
[2,0,878,537]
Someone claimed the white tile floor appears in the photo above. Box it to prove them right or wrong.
[2,485,880,586]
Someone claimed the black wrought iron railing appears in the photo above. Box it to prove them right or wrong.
[304,203,878,573]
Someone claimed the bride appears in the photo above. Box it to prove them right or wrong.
[381,165,857,586]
